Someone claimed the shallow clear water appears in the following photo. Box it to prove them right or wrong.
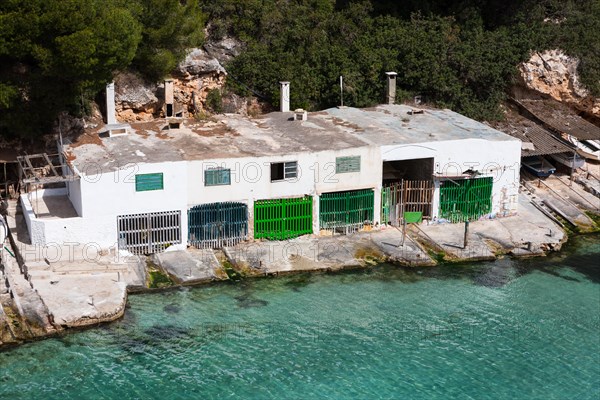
[1,236,599,399]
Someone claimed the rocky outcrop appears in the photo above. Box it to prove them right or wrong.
[111,36,247,122]
[518,49,600,116]
[171,47,228,116]
[114,72,160,122]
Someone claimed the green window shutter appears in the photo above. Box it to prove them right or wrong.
[336,156,361,173]
[284,161,297,178]
[205,168,231,186]
[135,173,163,192]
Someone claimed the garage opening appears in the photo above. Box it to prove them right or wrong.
[188,202,248,249]
[254,196,312,240]
[319,189,374,234]
[381,158,434,225]
[117,210,181,255]
[381,180,434,226]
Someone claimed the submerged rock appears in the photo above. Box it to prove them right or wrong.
[234,294,268,308]
[163,304,181,314]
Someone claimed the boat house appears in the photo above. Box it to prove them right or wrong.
[20,86,521,254]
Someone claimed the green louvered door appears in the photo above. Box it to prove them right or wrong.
[254,197,313,240]
[439,177,493,223]
[320,189,374,233]
[188,202,248,248]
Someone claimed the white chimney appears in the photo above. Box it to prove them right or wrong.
[280,81,290,112]
[106,82,116,125]
[385,72,397,105]
[165,79,174,117]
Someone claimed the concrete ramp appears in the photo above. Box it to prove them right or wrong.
[542,192,596,232]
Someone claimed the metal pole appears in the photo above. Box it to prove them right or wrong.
[401,219,407,246]
[569,151,575,187]
[463,220,469,249]
[340,76,344,107]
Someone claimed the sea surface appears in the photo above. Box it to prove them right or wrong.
[1,236,599,399]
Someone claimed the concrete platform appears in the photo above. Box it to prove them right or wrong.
[153,248,225,284]
[225,228,435,275]
[415,196,567,261]
[29,194,78,219]
[31,274,127,327]
[522,173,598,232]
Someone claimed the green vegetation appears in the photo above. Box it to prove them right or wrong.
[0,0,203,138]
[207,0,599,118]
[130,0,205,81]
[1,0,597,139]
[148,267,175,289]
[205,89,223,114]
[221,259,243,281]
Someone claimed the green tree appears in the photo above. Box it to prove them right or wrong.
[0,0,142,138]
[130,0,205,81]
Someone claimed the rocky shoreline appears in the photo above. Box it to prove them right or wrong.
[3,188,594,350]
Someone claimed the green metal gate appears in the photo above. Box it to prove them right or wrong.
[439,177,493,223]
[254,196,313,240]
[320,189,374,233]
[188,202,248,248]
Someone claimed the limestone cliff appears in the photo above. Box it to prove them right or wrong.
[518,49,599,117]
[113,36,243,122]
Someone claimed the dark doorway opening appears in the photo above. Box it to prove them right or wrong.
[382,157,434,185]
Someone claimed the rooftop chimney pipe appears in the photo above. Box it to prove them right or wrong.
[165,79,174,117]
[280,81,290,112]
[385,72,397,105]
[106,82,116,125]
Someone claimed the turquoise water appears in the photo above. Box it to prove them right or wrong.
[1,237,599,399]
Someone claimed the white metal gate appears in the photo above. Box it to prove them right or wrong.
[117,210,181,254]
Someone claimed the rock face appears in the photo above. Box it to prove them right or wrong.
[114,72,160,122]
[518,49,600,116]
[112,36,243,122]
[171,47,228,116]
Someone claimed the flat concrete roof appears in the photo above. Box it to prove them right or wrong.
[66,104,518,173]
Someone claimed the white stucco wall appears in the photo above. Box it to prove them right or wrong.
[21,191,117,248]
[77,161,189,248]
[187,146,382,232]
[21,193,48,245]
[22,162,189,249]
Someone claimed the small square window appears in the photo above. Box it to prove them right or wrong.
[271,161,297,181]
[336,156,361,173]
[135,173,163,192]
[205,168,231,186]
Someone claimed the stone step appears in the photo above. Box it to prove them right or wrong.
[3,246,57,337]
[23,260,51,272]
[27,269,121,282]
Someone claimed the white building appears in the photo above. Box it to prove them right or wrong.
[20,103,521,254]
